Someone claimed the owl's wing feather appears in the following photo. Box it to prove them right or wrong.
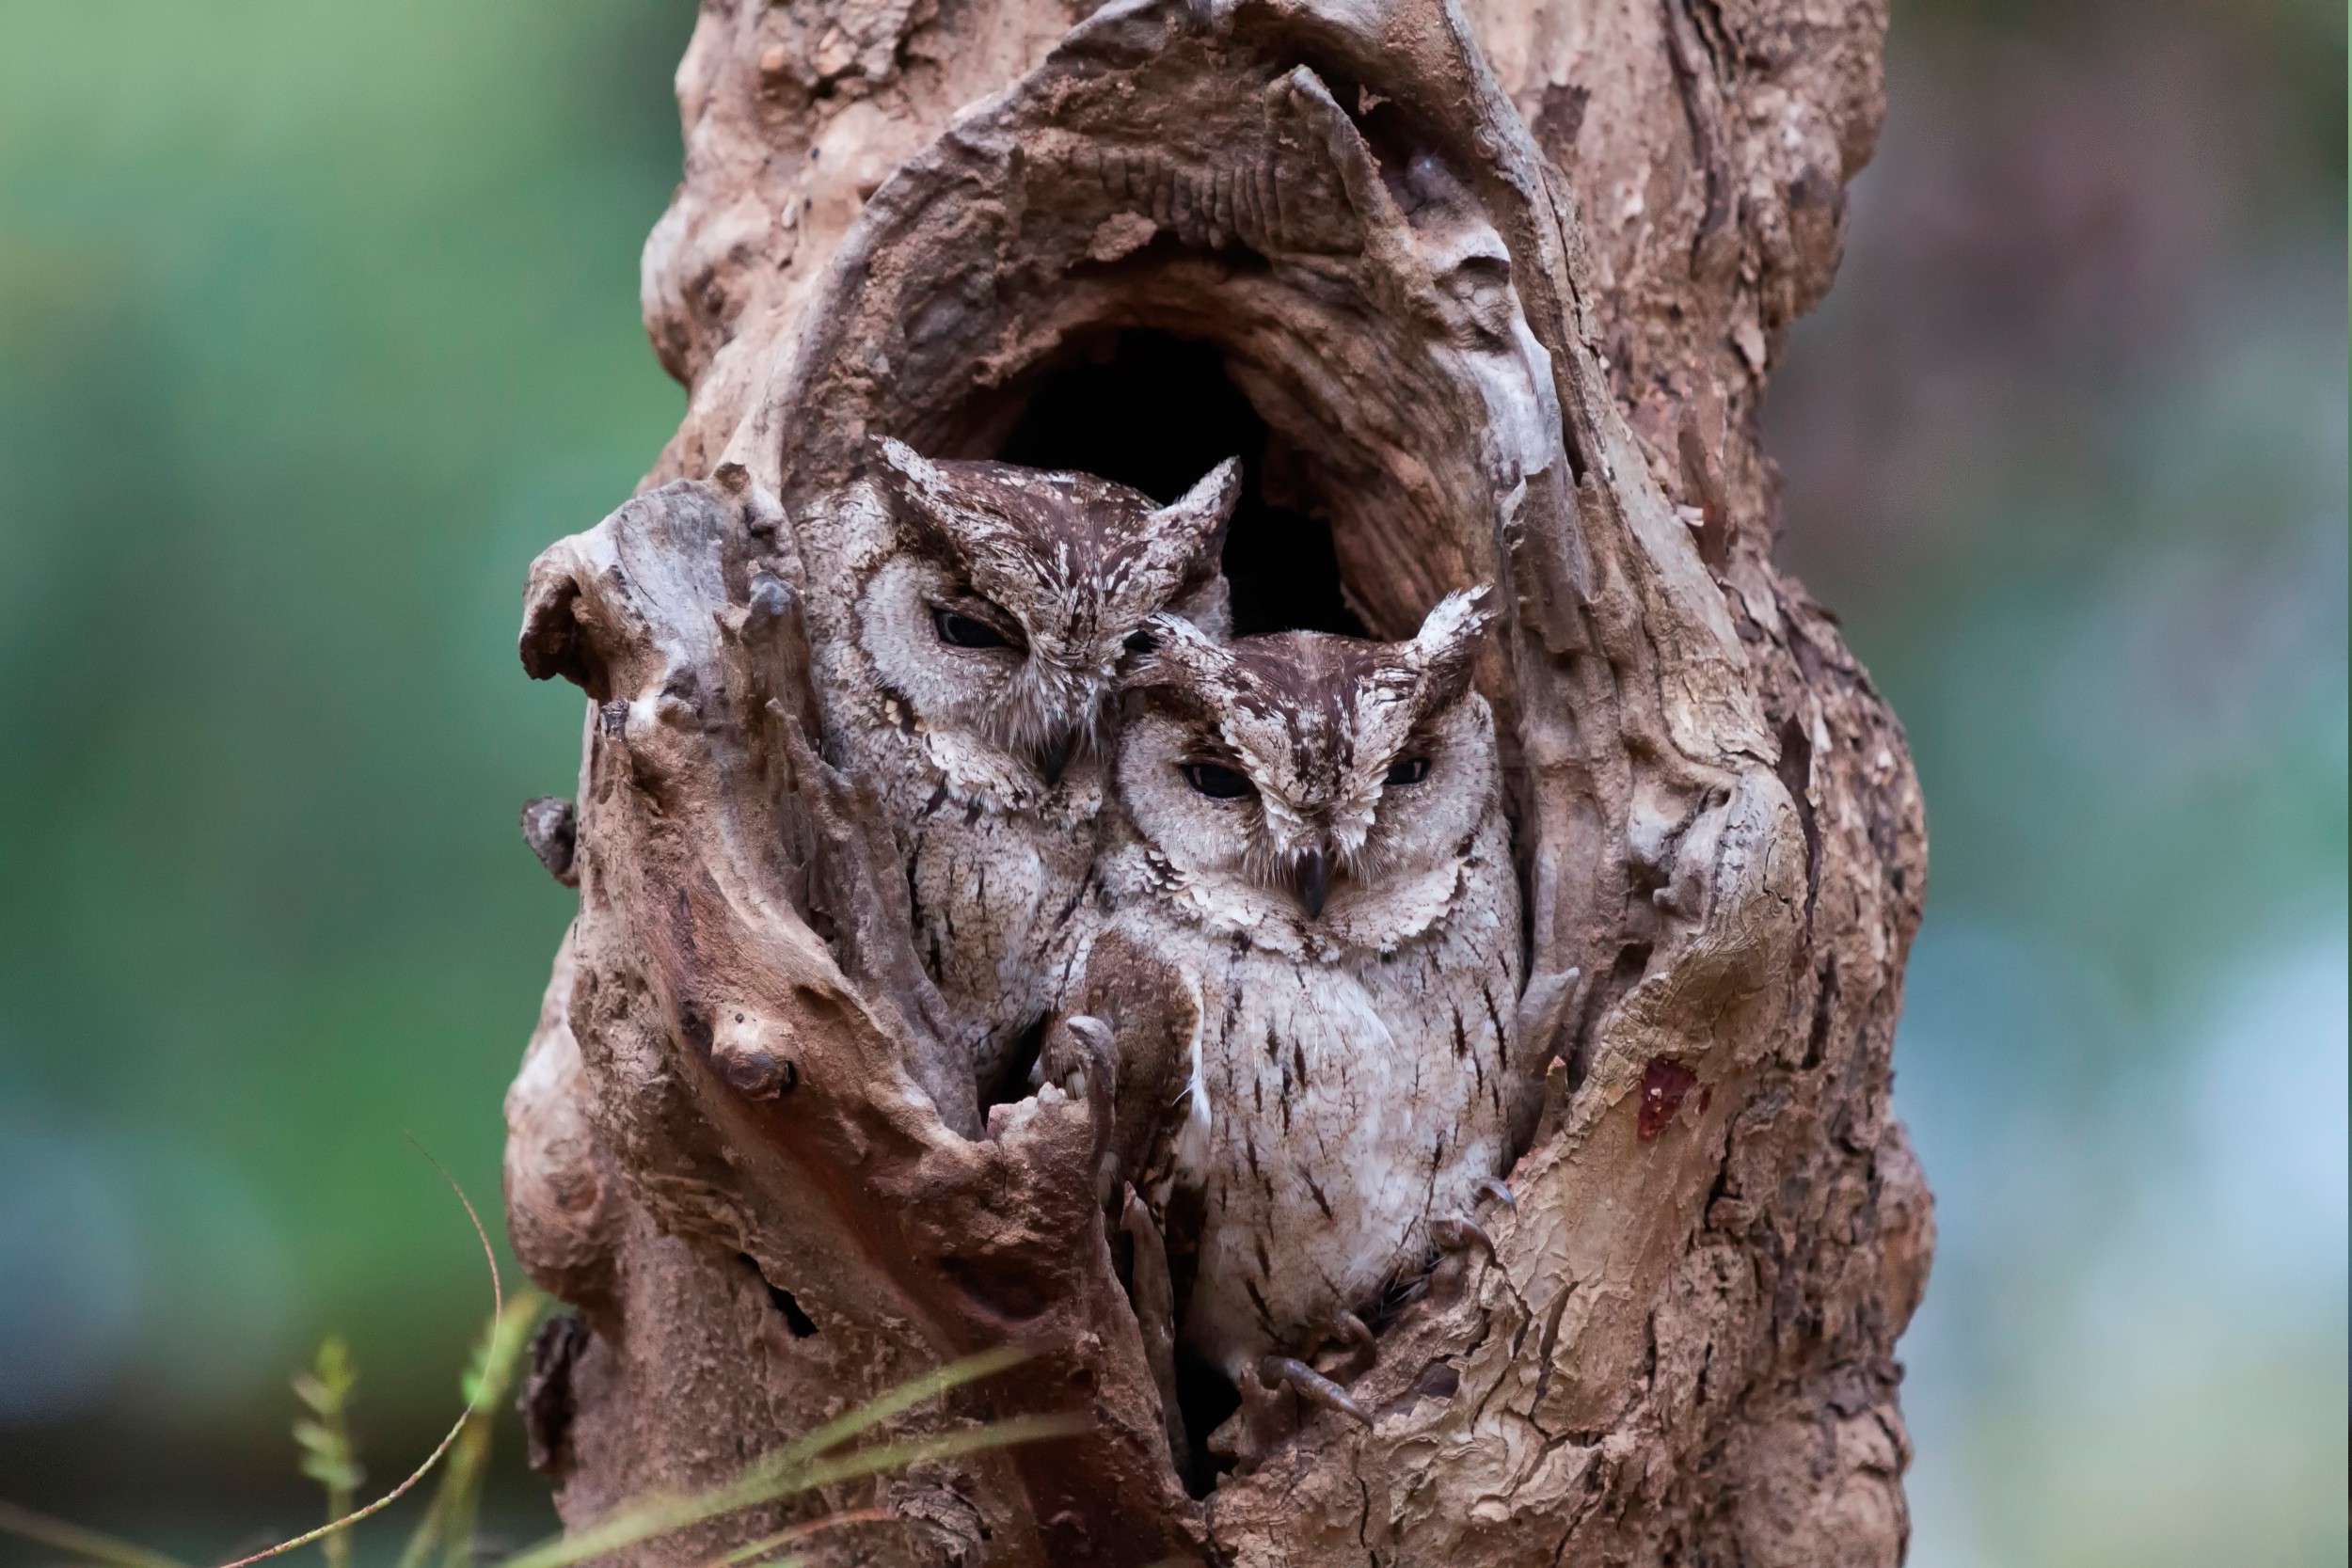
[1076,925,1212,1346]
[1120,1184,1190,1477]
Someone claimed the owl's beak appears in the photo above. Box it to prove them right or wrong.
[1038,731,1074,787]
[1298,847,1332,919]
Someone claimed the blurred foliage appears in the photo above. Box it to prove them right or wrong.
[3,1338,1080,1568]
[293,1337,362,1568]
[1902,0,2344,190]
[0,0,2340,1561]
[1771,2,2345,1564]
[0,0,693,1536]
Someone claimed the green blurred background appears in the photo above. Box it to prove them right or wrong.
[0,1,2341,1563]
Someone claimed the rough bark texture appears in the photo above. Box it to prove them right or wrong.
[502,0,1931,1562]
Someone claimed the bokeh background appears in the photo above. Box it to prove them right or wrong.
[0,0,2341,1561]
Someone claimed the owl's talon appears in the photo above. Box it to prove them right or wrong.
[1038,1013,1114,1101]
[1260,1355,1374,1428]
[1313,1310,1376,1382]
[1210,1361,1295,1474]
[1431,1213,1496,1259]
[1475,1177,1516,1209]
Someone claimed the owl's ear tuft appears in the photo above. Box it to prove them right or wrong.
[1118,456,1244,615]
[1122,611,1237,695]
[868,436,967,563]
[872,436,945,493]
[1408,585,1498,708]
[1152,456,1244,545]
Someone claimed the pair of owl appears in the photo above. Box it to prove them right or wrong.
[827,438,1521,1449]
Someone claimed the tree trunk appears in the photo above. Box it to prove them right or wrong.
[502,0,1931,1562]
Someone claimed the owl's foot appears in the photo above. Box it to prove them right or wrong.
[1430,1213,1496,1259]
[1205,1353,1375,1475]
[1429,1212,1497,1304]
[1207,1362,1295,1475]
[1037,1013,1115,1103]
[1261,1354,1373,1428]
[1308,1309,1376,1383]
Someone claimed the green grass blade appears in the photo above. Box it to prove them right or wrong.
[697,1506,895,1568]
[736,1414,1089,1503]
[216,1138,504,1568]
[0,1502,196,1568]
[499,1409,1088,1568]
[741,1345,1030,1482]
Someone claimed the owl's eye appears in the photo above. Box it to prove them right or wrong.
[1183,763,1256,800]
[1384,756,1432,787]
[932,607,1016,651]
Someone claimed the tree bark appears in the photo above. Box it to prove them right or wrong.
[502,0,1931,1562]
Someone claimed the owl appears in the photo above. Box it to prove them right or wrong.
[1082,586,1522,1442]
[803,437,1240,1098]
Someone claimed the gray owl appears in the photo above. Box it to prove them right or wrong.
[801,438,1240,1097]
[1082,586,1521,1448]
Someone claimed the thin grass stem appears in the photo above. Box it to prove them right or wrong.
[214,1137,503,1568]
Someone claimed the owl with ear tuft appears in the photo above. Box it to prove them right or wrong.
[797,436,1241,1098]
[1079,585,1524,1451]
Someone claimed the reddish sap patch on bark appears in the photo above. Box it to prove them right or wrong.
[1639,1057,1700,1139]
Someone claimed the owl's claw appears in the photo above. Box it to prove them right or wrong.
[1042,1013,1115,1101]
[1312,1310,1376,1382]
[1208,1361,1295,1474]
[1026,1013,1118,1186]
[1429,1212,1497,1305]
[1260,1355,1374,1428]
[1430,1213,1496,1259]
[1475,1177,1516,1209]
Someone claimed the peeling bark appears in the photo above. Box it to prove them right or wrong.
[503,0,1930,1562]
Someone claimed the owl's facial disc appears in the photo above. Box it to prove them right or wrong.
[1123,589,1499,929]
[917,583,1092,781]
[862,440,1240,792]
[889,565,1103,781]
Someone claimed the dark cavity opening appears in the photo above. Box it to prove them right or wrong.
[978,1013,1051,1114]
[993,330,1367,640]
[739,1253,819,1338]
[1173,1343,1242,1495]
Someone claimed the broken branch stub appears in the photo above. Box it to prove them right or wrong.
[505,0,1930,1561]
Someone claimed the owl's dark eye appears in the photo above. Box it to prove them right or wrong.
[1183,763,1256,800]
[932,607,1015,650]
[1384,756,1432,787]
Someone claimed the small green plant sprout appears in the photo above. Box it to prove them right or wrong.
[391,1289,548,1568]
[0,1143,1088,1568]
[0,1140,511,1568]
[292,1337,364,1568]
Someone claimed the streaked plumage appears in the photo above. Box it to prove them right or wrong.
[799,438,1238,1094]
[1087,588,1521,1388]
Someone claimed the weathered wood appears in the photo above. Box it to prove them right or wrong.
[503,0,1929,1561]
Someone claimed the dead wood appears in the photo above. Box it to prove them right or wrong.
[503,0,1930,1562]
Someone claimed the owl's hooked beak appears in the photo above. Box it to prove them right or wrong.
[1298,846,1333,919]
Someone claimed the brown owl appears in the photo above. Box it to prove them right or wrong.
[1082,587,1522,1450]
[797,438,1240,1099]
